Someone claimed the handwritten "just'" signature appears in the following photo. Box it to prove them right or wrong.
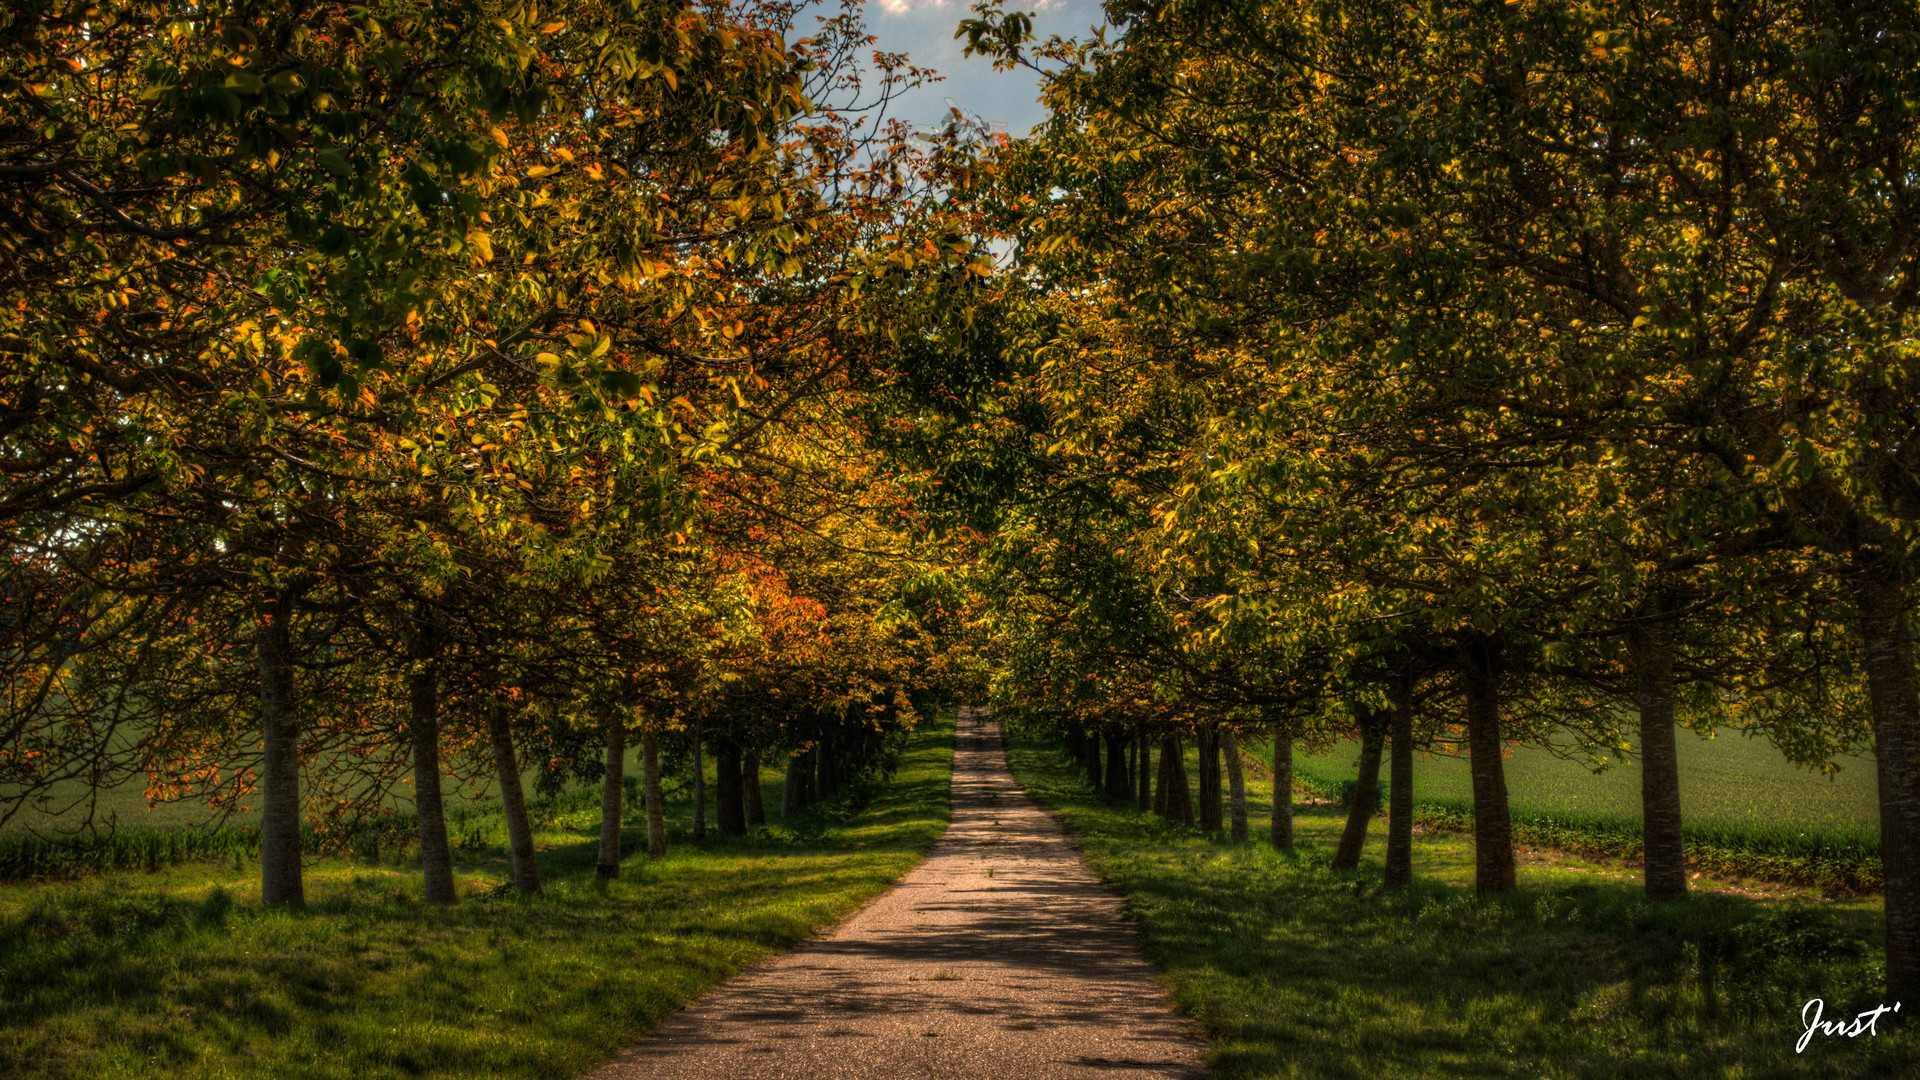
[1797,998,1902,1053]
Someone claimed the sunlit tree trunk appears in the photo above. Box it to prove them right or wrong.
[597,714,626,878]
[486,699,541,895]
[1464,639,1516,895]
[1851,547,1920,1003]
[643,726,666,860]
[1332,711,1384,871]
[1631,609,1687,902]
[1383,676,1415,889]
[256,588,303,907]
[408,605,455,904]
[1223,727,1248,842]
[1270,721,1293,851]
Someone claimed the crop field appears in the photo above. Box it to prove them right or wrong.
[1272,731,1880,834]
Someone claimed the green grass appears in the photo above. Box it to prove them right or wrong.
[1268,734,1883,895]
[1013,732,1917,1079]
[0,714,955,1080]
[1283,731,1880,834]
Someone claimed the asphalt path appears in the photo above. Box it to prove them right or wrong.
[584,706,1206,1080]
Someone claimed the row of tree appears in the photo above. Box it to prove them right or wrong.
[878,0,1920,1005]
[2,1,984,904]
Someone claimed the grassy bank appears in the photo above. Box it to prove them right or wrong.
[1010,731,1916,1079]
[0,714,955,1080]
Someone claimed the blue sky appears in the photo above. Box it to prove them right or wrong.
[803,1,1111,137]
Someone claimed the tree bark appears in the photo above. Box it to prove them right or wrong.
[597,714,626,878]
[1851,549,1920,1003]
[486,700,541,895]
[1270,722,1293,851]
[1383,676,1415,889]
[255,589,303,907]
[743,745,766,826]
[408,606,455,904]
[783,750,805,816]
[1085,729,1102,789]
[1464,641,1517,895]
[692,726,707,841]
[715,736,747,837]
[817,731,837,798]
[643,726,666,859]
[1166,733,1194,826]
[1197,724,1223,833]
[1104,729,1131,799]
[1631,611,1687,902]
[1223,728,1248,842]
[1135,725,1152,811]
[1332,712,1385,871]
[1153,731,1171,816]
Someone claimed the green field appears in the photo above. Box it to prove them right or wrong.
[1278,730,1880,835]
[1010,732,1913,1079]
[1,748,602,836]
[0,715,955,1080]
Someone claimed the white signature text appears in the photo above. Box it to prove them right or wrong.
[1798,998,1902,1053]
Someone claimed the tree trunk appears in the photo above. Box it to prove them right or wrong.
[1851,550,1920,1004]
[1085,729,1102,789]
[715,736,746,837]
[692,726,707,841]
[1270,722,1293,851]
[1166,733,1194,826]
[409,607,455,904]
[643,726,666,859]
[1631,612,1687,902]
[1223,728,1248,842]
[1136,725,1152,811]
[486,700,541,895]
[1464,642,1517,895]
[783,750,805,816]
[597,715,625,878]
[255,590,303,907]
[1153,731,1171,816]
[1104,729,1131,799]
[744,746,766,826]
[1197,723,1223,833]
[1332,713,1385,871]
[1383,677,1415,889]
[817,731,837,798]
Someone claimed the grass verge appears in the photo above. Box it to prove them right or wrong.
[1009,730,1918,1079]
[0,713,954,1080]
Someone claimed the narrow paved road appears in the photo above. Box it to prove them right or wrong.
[585,707,1206,1080]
